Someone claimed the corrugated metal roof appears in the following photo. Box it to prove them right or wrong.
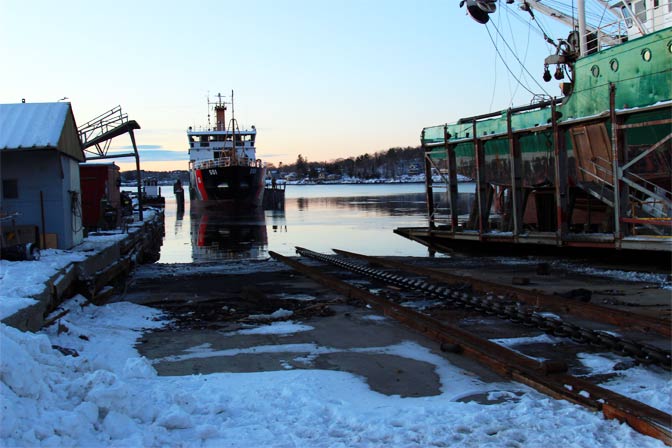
[0,102,70,150]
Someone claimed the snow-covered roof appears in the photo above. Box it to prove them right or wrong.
[0,102,70,150]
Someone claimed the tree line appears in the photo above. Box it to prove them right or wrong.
[279,146,423,180]
[120,146,424,183]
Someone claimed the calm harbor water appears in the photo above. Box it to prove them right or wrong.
[151,183,473,263]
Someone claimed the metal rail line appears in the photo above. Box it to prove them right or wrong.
[269,249,671,445]
[295,247,670,369]
[331,248,671,338]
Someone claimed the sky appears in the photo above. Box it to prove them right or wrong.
[0,0,570,171]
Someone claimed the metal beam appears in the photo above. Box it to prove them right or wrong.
[621,132,672,172]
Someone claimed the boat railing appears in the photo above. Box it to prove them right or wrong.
[192,157,265,170]
[588,3,669,51]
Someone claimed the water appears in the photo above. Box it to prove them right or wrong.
[147,183,474,263]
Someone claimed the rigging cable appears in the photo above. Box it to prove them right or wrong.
[489,5,501,112]
[487,21,552,97]
[503,4,534,105]
[485,24,540,98]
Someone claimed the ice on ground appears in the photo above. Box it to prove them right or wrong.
[247,308,294,321]
[132,259,285,279]
[276,293,317,302]
[362,314,388,322]
[491,333,566,348]
[232,320,313,336]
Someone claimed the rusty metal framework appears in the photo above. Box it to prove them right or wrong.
[77,106,144,220]
[414,85,671,253]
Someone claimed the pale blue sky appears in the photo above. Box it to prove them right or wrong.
[1,0,567,170]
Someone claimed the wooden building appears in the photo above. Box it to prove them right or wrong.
[0,102,85,250]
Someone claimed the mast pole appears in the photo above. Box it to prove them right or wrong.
[578,0,588,56]
[231,90,237,164]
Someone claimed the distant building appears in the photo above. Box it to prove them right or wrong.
[407,162,422,176]
[0,102,85,249]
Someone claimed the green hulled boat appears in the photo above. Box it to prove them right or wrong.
[402,0,671,253]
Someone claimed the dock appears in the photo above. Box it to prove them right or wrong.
[1,211,164,332]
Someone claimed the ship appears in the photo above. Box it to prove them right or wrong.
[397,0,671,255]
[187,92,266,209]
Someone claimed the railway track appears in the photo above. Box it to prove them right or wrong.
[269,248,672,445]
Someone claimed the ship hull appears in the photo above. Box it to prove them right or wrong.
[414,27,672,252]
[189,165,266,209]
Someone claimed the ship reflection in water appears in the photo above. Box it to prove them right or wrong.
[190,209,268,262]
[158,184,476,263]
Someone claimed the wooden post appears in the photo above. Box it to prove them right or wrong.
[423,133,435,230]
[610,83,622,245]
[473,122,488,236]
[552,99,568,244]
[40,191,46,249]
[446,128,459,234]
[507,109,524,237]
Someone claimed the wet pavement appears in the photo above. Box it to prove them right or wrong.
[121,263,505,398]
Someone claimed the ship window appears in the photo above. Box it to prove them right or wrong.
[621,6,634,27]
[591,64,600,77]
[634,0,647,22]
[641,48,652,61]
[3,179,18,199]
[610,58,619,71]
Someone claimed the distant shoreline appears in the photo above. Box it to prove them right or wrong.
[121,175,472,188]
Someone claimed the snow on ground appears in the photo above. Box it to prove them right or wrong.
[0,250,87,320]
[492,256,671,289]
[0,215,159,320]
[492,335,672,415]
[1,295,668,447]
[284,174,472,185]
[229,320,313,336]
[577,353,672,414]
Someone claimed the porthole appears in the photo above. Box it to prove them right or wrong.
[591,65,600,77]
[641,48,652,61]
[610,58,619,72]
[668,41,672,54]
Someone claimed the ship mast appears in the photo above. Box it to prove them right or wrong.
[577,0,588,56]
[230,90,237,165]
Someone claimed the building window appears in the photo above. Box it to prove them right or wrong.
[3,179,18,199]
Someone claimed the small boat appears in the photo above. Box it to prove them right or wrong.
[141,178,165,208]
[187,92,266,209]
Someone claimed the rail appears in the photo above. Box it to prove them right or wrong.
[330,248,671,337]
[192,158,265,170]
[270,248,672,444]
